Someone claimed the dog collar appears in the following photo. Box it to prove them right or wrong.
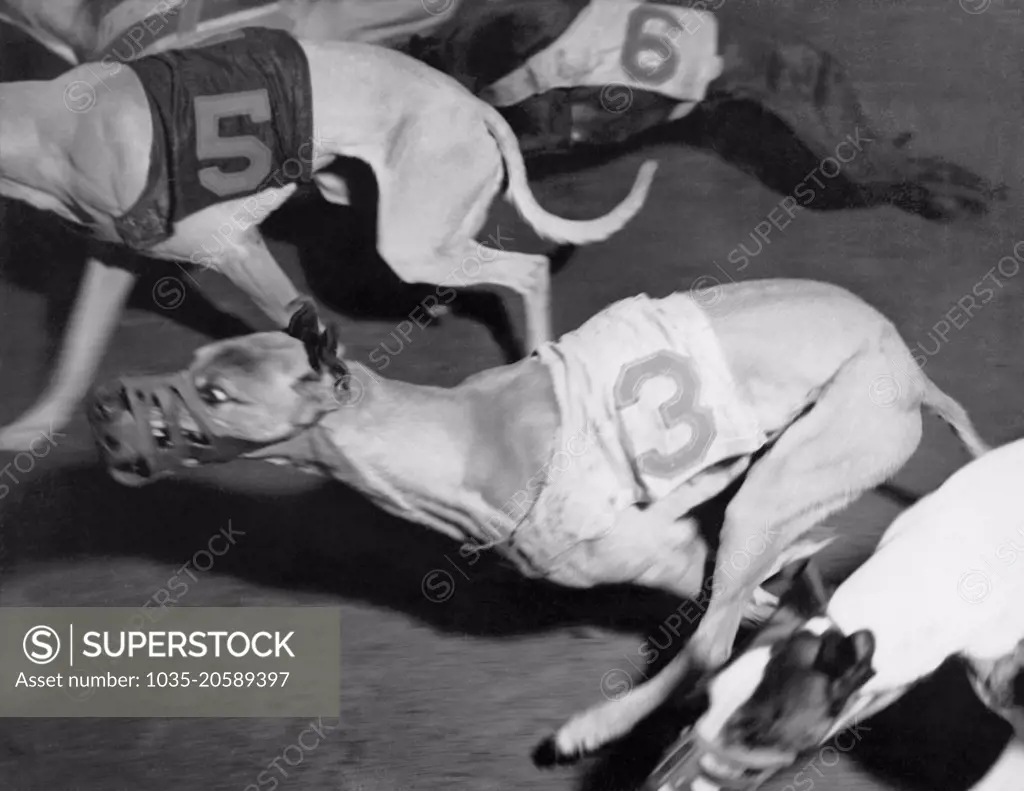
[89,370,271,486]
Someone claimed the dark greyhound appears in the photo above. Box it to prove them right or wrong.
[407,0,1007,223]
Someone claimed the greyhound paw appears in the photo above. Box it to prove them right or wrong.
[424,302,450,319]
[532,734,585,768]
[893,156,1009,222]
[536,696,638,767]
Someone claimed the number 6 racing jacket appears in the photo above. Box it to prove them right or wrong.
[479,0,723,121]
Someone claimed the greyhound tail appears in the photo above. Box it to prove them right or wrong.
[481,105,658,245]
[919,376,991,459]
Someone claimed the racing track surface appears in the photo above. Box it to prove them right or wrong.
[1,2,1022,789]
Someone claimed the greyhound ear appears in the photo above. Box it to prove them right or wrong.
[845,630,876,674]
[286,298,348,379]
[286,297,325,372]
[316,322,349,378]
[777,559,831,621]
[820,630,876,704]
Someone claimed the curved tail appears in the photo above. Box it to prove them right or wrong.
[920,377,991,459]
[481,105,658,245]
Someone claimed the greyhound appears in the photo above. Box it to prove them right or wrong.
[666,436,1024,791]
[0,0,458,65]
[3,0,1007,227]
[409,0,1008,222]
[0,26,656,450]
[86,278,990,764]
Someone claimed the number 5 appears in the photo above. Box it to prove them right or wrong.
[621,5,679,87]
[194,89,273,197]
[613,349,717,479]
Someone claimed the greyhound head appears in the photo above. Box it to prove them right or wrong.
[683,582,877,788]
[650,562,875,790]
[89,299,357,486]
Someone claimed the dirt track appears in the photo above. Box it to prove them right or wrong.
[1,1,1023,789]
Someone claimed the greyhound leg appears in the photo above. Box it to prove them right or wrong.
[370,112,552,353]
[968,739,1024,791]
[205,231,307,330]
[436,243,552,352]
[708,15,1005,218]
[966,641,1024,791]
[543,350,924,762]
[0,255,136,450]
[968,681,1024,791]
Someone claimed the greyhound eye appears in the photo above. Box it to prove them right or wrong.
[198,384,230,405]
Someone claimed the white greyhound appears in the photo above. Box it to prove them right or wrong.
[0,24,656,449]
[678,437,1024,791]
[85,279,989,765]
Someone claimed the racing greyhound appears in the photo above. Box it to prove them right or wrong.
[0,26,656,449]
[671,435,1024,791]
[409,0,1007,222]
[86,278,989,764]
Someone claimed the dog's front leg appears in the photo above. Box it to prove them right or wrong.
[684,524,792,673]
[535,456,834,766]
[0,254,136,450]
[537,516,792,766]
[535,588,705,765]
[207,230,308,331]
[534,464,754,766]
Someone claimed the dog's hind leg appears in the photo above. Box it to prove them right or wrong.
[967,648,1024,791]
[967,639,1024,791]
[542,348,924,763]
[968,739,1024,791]
[708,16,1005,220]
[372,112,552,353]
[438,243,552,352]
[0,254,136,450]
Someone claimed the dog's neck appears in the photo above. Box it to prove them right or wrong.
[0,82,79,215]
[247,358,561,545]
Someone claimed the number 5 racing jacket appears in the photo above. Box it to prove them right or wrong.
[112,26,314,249]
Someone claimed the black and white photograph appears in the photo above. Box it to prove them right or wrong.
[0,0,1021,789]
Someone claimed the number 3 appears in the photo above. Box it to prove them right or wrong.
[621,5,680,87]
[613,349,717,479]
[194,89,273,197]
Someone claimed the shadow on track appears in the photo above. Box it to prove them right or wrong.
[526,98,872,215]
[0,463,687,638]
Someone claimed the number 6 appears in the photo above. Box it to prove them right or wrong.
[621,5,679,87]
[613,349,717,479]
[194,89,273,197]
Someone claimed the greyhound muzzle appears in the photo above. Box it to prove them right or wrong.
[645,727,795,791]
[88,371,267,487]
